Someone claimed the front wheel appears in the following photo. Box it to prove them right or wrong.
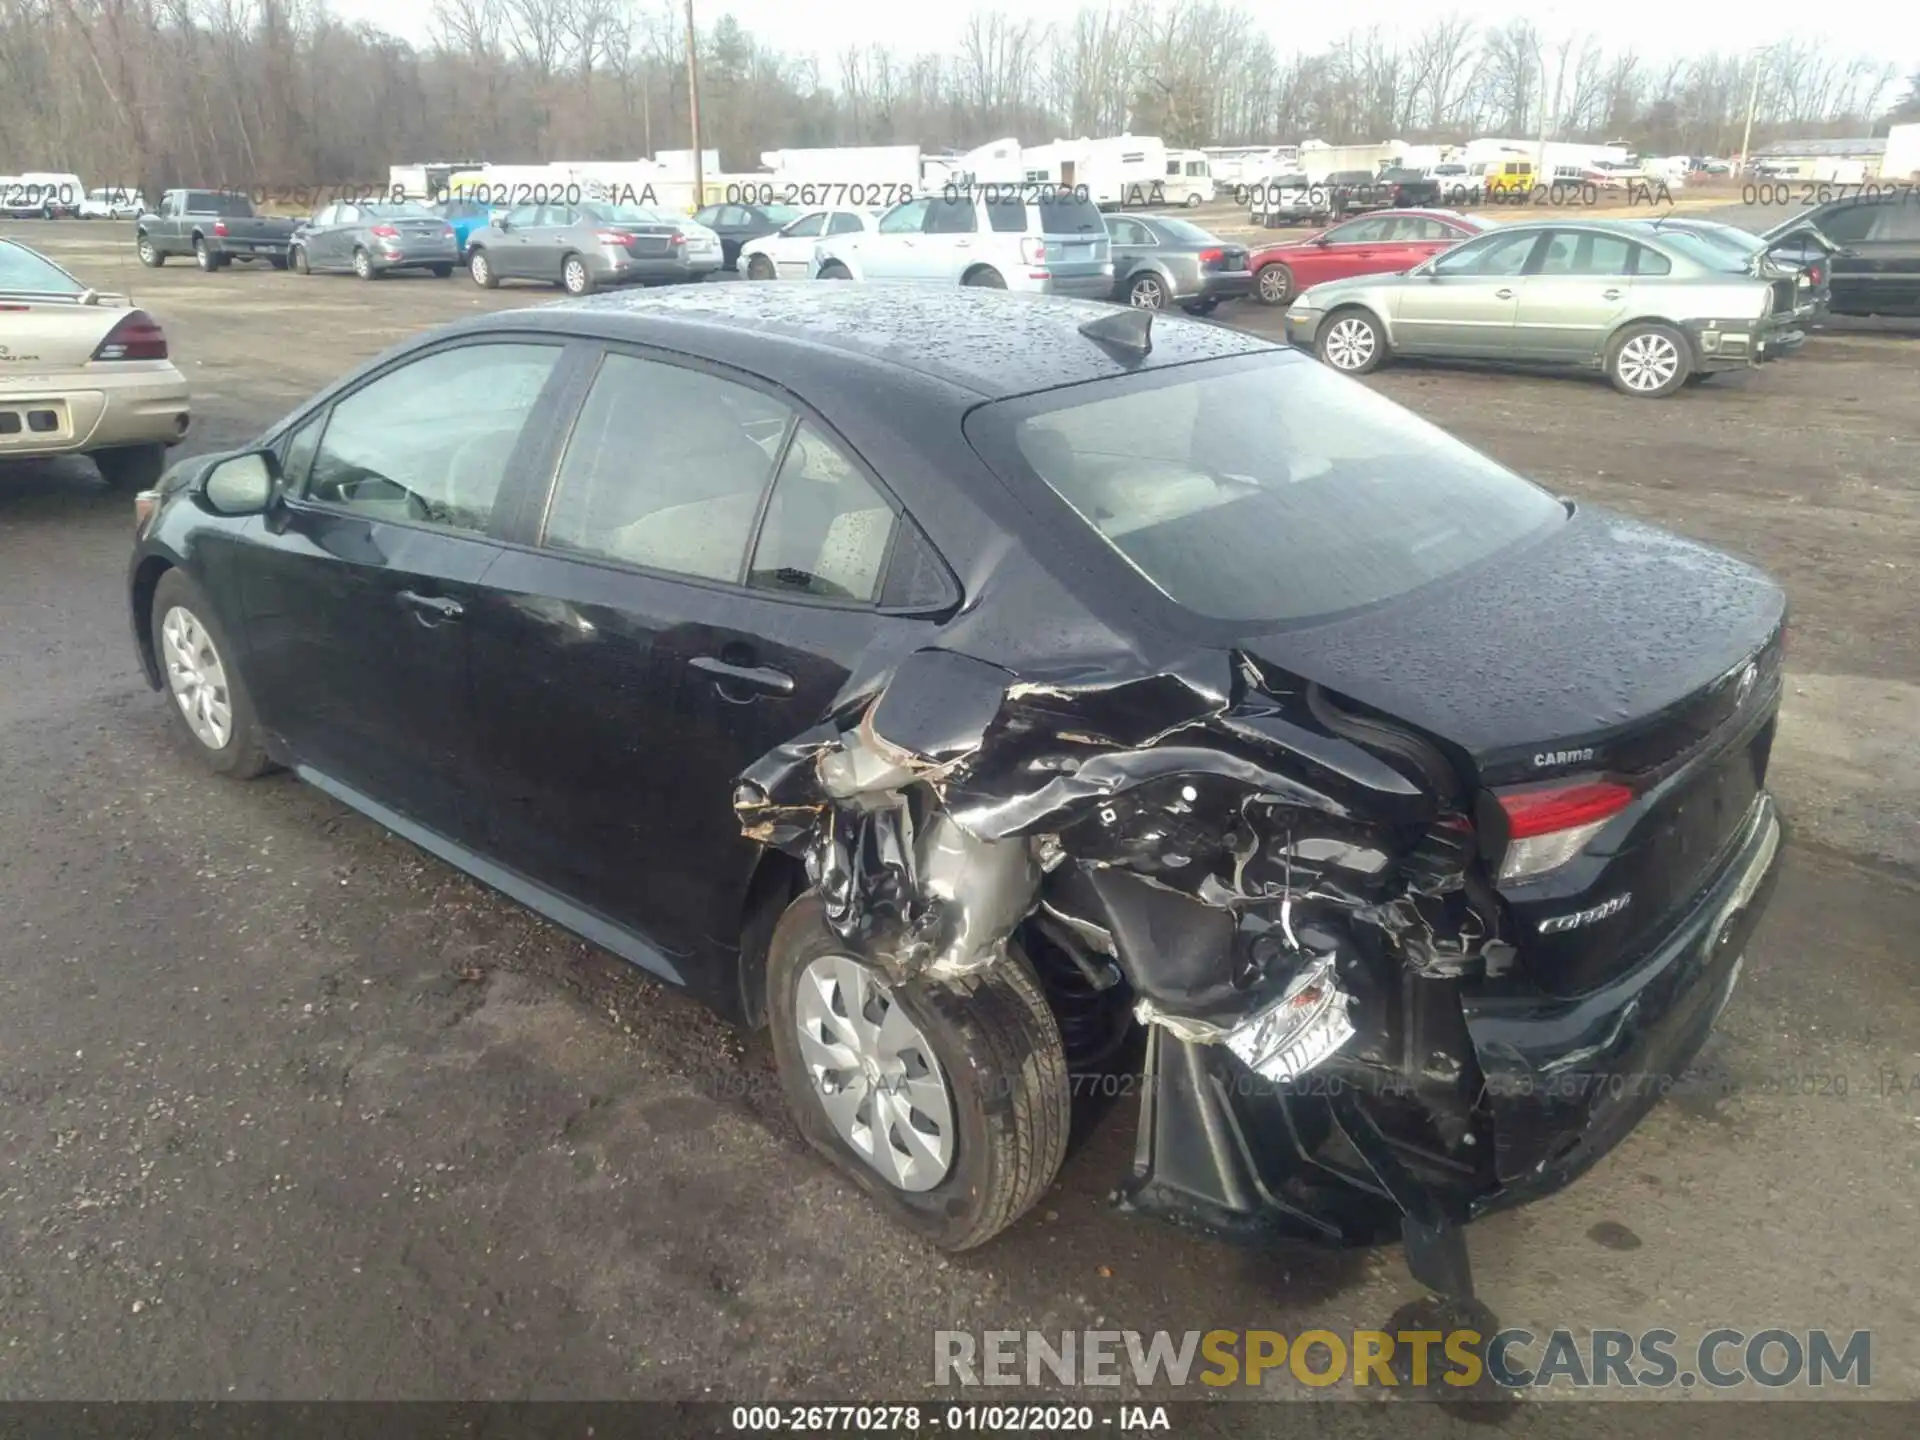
[95,443,166,491]
[1606,322,1692,398]
[1184,192,1203,208]
[290,245,310,275]
[469,249,498,288]
[137,234,165,267]
[1316,308,1387,374]
[766,894,1070,1251]
[150,570,272,779]
[746,253,776,281]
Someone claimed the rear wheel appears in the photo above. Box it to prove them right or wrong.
[1127,272,1168,309]
[150,570,271,780]
[267,255,288,271]
[193,238,216,271]
[352,247,378,281]
[1606,322,1691,398]
[429,262,452,278]
[1184,192,1203,208]
[747,253,776,281]
[817,261,852,280]
[1316,307,1387,374]
[137,234,165,267]
[469,248,498,288]
[962,266,1007,289]
[95,443,166,491]
[1255,261,1294,306]
[562,254,595,295]
[766,893,1070,1251]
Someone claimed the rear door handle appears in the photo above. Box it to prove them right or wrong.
[690,655,794,696]
[397,589,464,622]
[1494,287,1515,299]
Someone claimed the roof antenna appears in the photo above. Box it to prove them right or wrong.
[1077,307,1152,357]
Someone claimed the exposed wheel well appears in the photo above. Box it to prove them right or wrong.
[131,557,172,689]
[961,264,1004,286]
[735,849,808,1030]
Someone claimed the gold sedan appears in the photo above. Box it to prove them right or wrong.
[0,236,190,488]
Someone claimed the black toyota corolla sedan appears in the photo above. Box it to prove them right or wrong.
[127,285,1785,1295]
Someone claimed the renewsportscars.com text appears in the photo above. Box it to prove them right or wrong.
[934,1327,1871,1390]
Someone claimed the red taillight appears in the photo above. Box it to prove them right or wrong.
[1020,237,1047,265]
[595,230,629,244]
[1198,247,1224,264]
[1498,781,1635,839]
[668,232,685,247]
[1807,264,1822,285]
[212,220,228,237]
[370,225,400,239]
[92,309,169,362]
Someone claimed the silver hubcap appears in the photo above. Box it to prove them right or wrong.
[566,260,585,290]
[1129,279,1163,308]
[1617,333,1680,391]
[1324,316,1376,369]
[355,252,370,277]
[160,605,233,751]
[472,255,488,282]
[1259,268,1289,302]
[794,954,955,1192]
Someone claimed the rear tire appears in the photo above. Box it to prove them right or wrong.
[150,570,272,780]
[352,247,378,281]
[962,266,1007,289]
[95,443,166,491]
[469,248,498,288]
[817,261,852,280]
[746,254,776,281]
[193,238,215,271]
[1606,321,1691,398]
[562,254,595,295]
[1316,307,1387,374]
[268,255,288,271]
[1126,272,1168,309]
[430,262,452,278]
[766,893,1070,1252]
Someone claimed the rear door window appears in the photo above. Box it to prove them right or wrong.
[747,423,897,603]
[540,353,793,584]
[1814,202,1880,244]
[924,199,978,235]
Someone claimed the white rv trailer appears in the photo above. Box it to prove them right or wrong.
[1021,135,1199,208]
[1201,146,1300,188]
[388,160,489,201]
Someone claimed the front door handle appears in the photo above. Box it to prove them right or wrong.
[1602,288,1623,300]
[690,655,794,696]
[397,589,464,622]
[1494,287,1515,299]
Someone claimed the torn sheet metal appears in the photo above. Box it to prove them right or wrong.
[1135,955,1357,1083]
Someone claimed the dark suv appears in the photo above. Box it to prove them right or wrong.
[1764,195,1920,317]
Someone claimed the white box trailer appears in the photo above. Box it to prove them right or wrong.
[1884,124,1920,180]
[1023,135,1202,208]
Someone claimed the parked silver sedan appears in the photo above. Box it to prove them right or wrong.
[1280,219,1807,397]
[290,201,459,280]
[465,200,723,294]
[1105,214,1253,314]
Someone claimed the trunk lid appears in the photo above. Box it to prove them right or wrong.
[1243,506,1786,995]
[0,290,131,370]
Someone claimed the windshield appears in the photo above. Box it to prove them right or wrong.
[977,357,1564,624]
[0,239,83,294]
[1152,217,1218,245]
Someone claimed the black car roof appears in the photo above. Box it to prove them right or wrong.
[463,284,1281,399]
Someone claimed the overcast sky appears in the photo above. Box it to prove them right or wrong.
[319,0,1920,76]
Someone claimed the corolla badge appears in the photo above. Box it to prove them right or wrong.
[1539,893,1632,934]
[1734,661,1758,707]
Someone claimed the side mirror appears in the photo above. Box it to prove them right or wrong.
[197,449,280,516]
[496,217,512,231]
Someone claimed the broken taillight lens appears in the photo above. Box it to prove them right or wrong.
[1495,780,1634,883]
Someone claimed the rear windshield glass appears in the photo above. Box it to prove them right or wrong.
[1037,195,1105,236]
[363,202,435,219]
[185,192,256,217]
[0,240,82,293]
[1655,229,1751,272]
[977,357,1563,624]
[581,202,661,225]
[1151,217,1218,245]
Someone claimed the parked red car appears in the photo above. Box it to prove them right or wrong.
[1251,209,1490,306]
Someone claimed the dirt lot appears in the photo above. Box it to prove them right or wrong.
[1,215,1917,1414]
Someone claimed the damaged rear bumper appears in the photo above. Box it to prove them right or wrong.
[1118,793,1781,1245]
